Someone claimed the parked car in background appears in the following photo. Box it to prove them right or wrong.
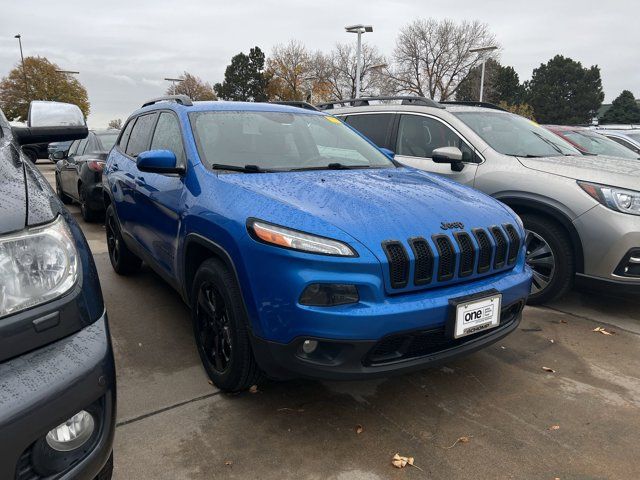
[545,125,639,160]
[48,139,73,161]
[21,141,49,163]
[592,126,640,156]
[55,129,119,221]
[323,97,640,303]
[103,95,531,392]
[0,101,115,479]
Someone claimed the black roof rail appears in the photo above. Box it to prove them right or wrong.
[440,101,506,112]
[270,101,319,111]
[141,95,193,108]
[316,95,443,110]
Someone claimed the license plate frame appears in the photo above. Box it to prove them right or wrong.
[447,289,502,340]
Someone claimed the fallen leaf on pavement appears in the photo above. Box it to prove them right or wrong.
[249,385,259,394]
[355,424,364,434]
[445,436,473,449]
[548,425,560,431]
[542,367,556,373]
[549,339,555,343]
[208,380,214,386]
[391,454,423,471]
[224,460,233,466]
[593,327,614,335]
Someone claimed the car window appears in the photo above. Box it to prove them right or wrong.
[607,136,640,153]
[344,114,393,148]
[126,114,157,157]
[626,133,640,142]
[563,130,638,159]
[190,111,394,171]
[396,114,476,161]
[96,132,119,152]
[119,119,135,152]
[75,136,89,156]
[150,112,185,166]
[67,140,80,156]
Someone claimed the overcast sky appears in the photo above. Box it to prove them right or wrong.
[1,0,637,127]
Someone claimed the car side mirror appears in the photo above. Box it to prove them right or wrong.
[53,150,67,160]
[137,149,184,174]
[379,147,395,160]
[432,146,464,172]
[12,101,88,146]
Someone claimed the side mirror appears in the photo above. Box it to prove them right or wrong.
[12,101,88,146]
[53,150,67,160]
[432,146,464,172]
[137,150,184,174]
[379,147,395,160]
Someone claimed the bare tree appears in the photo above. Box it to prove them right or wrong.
[166,72,216,100]
[107,118,122,129]
[388,19,498,100]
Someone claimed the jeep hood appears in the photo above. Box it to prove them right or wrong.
[517,155,640,190]
[220,167,518,247]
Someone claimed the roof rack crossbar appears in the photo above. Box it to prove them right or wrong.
[316,95,443,110]
[440,101,506,112]
[141,95,194,108]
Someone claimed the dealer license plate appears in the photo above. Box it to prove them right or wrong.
[453,294,502,339]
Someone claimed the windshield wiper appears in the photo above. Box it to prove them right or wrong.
[210,163,271,173]
[530,131,565,155]
[290,162,371,172]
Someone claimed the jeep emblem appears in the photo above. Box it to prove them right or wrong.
[440,221,464,230]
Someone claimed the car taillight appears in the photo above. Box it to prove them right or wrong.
[87,160,105,172]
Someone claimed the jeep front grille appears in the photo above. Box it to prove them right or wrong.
[382,241,410,288]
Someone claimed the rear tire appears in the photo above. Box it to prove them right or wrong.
[522,214,574,305]
[191,258,262,392]
[105,204,142,275]
[55,174,73,205]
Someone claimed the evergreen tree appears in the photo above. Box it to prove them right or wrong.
[601,90,640,124]
[214,47,268,101]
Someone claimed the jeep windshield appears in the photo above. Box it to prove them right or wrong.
[453,111,581,158]
[189,111,395,171]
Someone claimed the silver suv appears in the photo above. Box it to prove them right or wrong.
[321,97,640,304]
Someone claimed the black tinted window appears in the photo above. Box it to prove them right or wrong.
[75,137,89,156]
[397,114,475,161]
[344,114,393,148]
[126,114,156,157]
[150,113,185,166]
[68,140,80,156]
[119,119,135,151]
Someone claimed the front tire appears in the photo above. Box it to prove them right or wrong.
[105,204,142,275]
[522,214,574,305]
[191,258,262,392]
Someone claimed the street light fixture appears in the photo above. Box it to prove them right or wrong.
[56,70,80,75]
[469,45,498,102]
[14,34,29,98]
[345,24,373,99]
[164,77,184,94]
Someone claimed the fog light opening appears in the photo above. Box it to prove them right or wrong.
[302,339,319,354]
[46,410,95,452]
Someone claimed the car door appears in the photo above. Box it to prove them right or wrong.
[393,114,480,186]
[62,135,90,197]
[133,111,187,277]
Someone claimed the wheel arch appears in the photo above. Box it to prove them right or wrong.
[498,196,584,274]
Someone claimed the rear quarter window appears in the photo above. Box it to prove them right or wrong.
[344,113,394,148]
[126,114,157,157]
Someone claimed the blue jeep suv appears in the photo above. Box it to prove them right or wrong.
[103,95,532,391]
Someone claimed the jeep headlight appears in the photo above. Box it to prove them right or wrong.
[0,216,79,317]
[578,181,640,216]
[248,219,357,256]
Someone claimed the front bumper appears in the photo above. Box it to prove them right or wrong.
[0,313,115,480]
[574,204,640,284]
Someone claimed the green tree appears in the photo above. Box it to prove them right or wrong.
[601,90,640,124]
[526,55,604,124]
[456,59,522,105]
[214,47,268,101]
[166,72,216,100]
[0,56,90,121]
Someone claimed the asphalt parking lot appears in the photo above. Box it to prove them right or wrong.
[38,162,640,479]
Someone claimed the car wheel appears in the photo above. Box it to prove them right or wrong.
[80,186,100,223]
[55,174,73,204]
[94,453,113,480]
[522,214,574,305]
[105,204,142,275]
[191,258,262,392]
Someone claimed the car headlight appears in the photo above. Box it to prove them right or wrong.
[0,216,79,317]
[578,181,640,216]
[248,219,357,256]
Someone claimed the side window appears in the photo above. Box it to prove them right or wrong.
[67,140,80,157]
[118,119,136,151]
[83,134,97,154]
[75,137,89,157]
[344,114,394,148]
[396,115,476,161]
[608,136,640,154]
[150,112,186,166]
[126,114,157,157]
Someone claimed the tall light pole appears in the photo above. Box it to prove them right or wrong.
[164,77,184,95]
[345,24,373,99]
[469,45,498,102]
[14,34,29,99]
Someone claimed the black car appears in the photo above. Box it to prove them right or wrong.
[48,140,73,160]
[0,102,115,479]
[21,142,49,163]
[55,129,119,222]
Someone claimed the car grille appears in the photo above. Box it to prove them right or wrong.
[364,300,525,366]
[14,447,38,480]
[381,224,521,291]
